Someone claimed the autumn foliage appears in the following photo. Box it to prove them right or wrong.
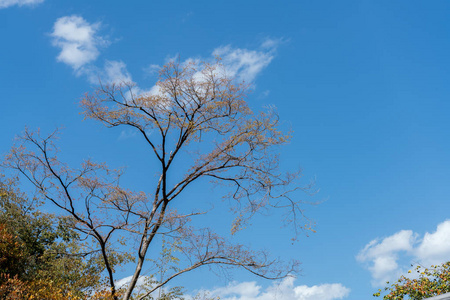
[0,177,102,299]
[374,262,450,300]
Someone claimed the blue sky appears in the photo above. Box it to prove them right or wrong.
[2,1,450,299]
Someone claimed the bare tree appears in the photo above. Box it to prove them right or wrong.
[3,59,314,300]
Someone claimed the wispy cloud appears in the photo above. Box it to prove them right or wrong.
[258,90,271,99]
[51,15,108,71]
[83,60,132,85]
[357,220,450,286]
[187,277,350,300]
[50,19,279,93]
[118,128,138,140]
[116,275,146,289]
[260,37,284,50]
[143,64,161,77]
[213,39,279,84]
[140,40,278,100]
[143,38,281,92]
[0,0,43,9]
[116,275,183,298]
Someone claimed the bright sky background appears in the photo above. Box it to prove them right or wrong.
[2,1,450,299]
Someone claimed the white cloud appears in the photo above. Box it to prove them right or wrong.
[212,39,278,83]
[115,275,156,295]
[188,277,350,300]
[50,15,131,86]
[356,230,415,286]
[138,40,280,102]
[0,0,43,9]
[258,90,270,99]
[102,60,132,83]
[50,24,279,97]
[116,275,149,289]
[416,221,450,266]
[357,220,450,286]
[51,15,108,71]
[118,129,138,140]
[260,38,283,50]
[116,275,182,298]
[84,60,132,85]
[50,18,279,88]
[144,64,161,76]
[294,283,352,300]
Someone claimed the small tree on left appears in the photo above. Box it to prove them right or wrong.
[0,175,103,299]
